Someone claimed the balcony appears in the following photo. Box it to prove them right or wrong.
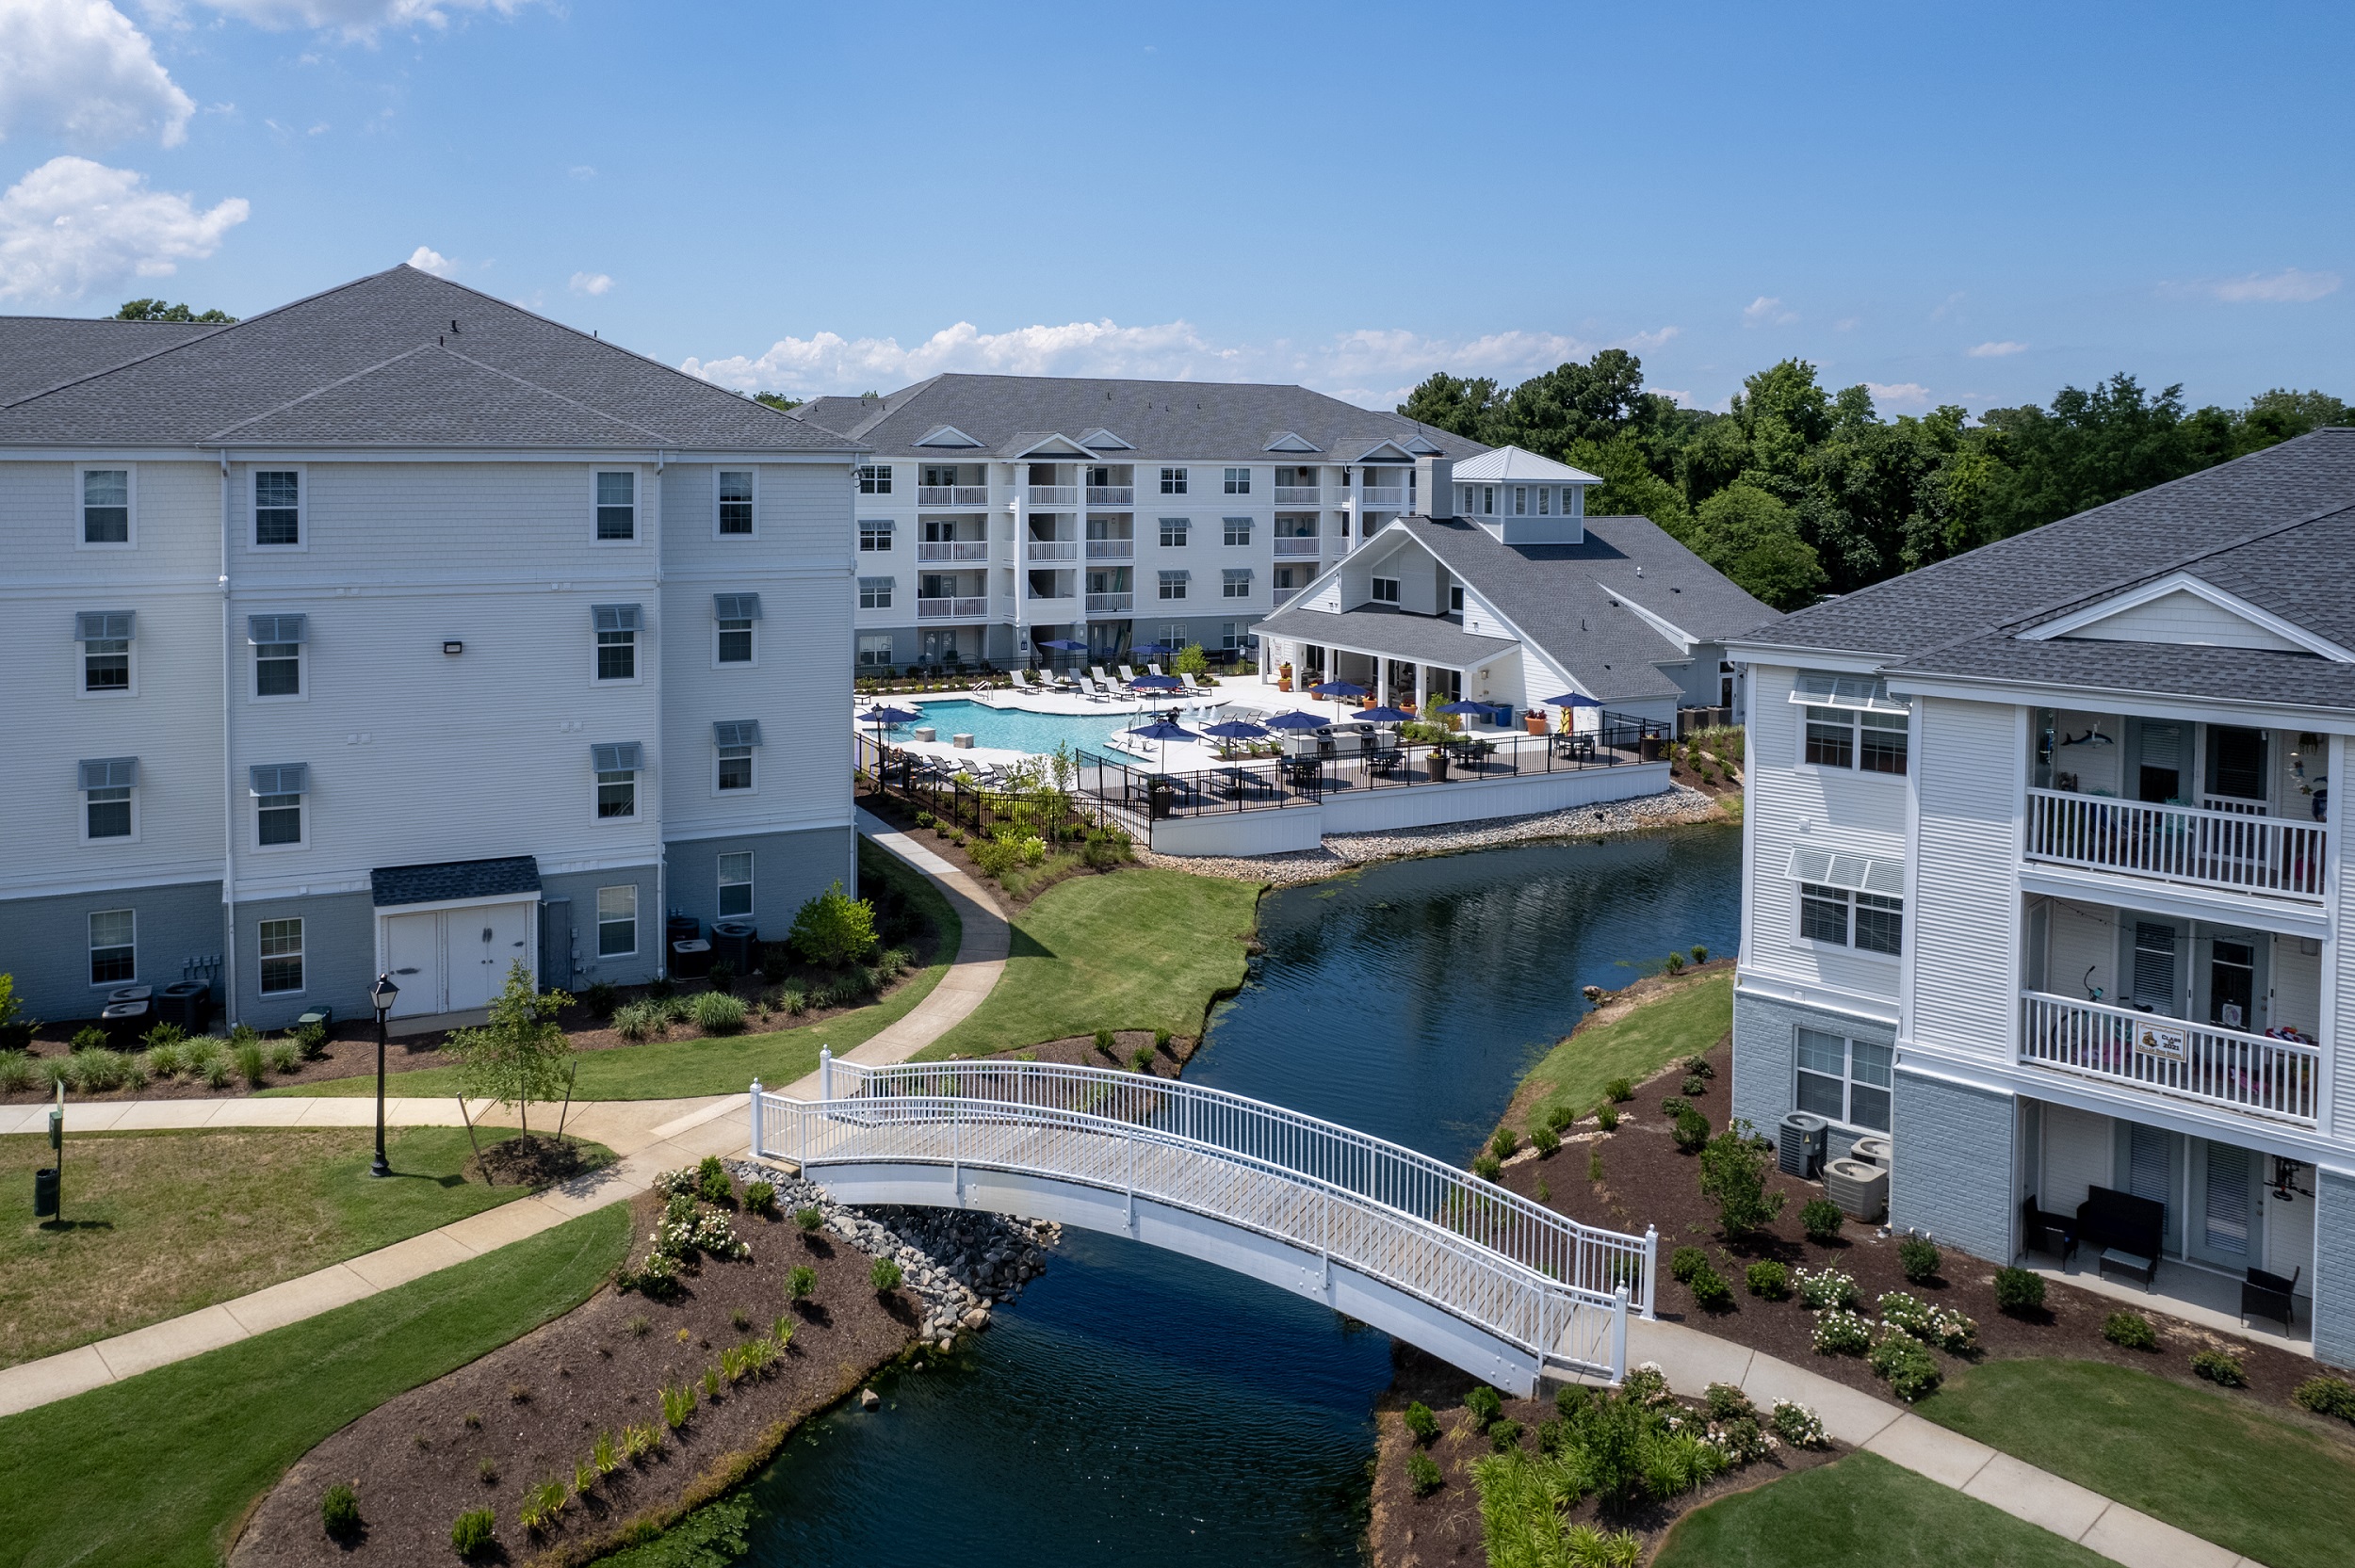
[1273,486,1322,506]
[1027,485,1079,507]
[2019,991,2321,1126]
[1086,485,1134,507]
[918,485,990,509]
[916,596,987,621]
[1086,539,1134,560]
[917,540,990,562]
[1271,586,1299,606]
[1026,590,1076,605]
[1360,486,1405,507]
[1274,536,1321,558]
[2024,788,2326,901]
[1026,540,1078,561]
[1086,591,1133,614]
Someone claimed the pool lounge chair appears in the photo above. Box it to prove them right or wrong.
[1078,676,1112,702]
[1180,673,1205,691]
[1117,665,1140,686]
[1148,663,1165,677]
[1009,670,1036,692]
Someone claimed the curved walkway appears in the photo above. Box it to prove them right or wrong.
[0,817,1010,1418]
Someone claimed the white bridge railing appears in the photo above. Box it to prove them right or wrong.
[751,1056,1654,1381]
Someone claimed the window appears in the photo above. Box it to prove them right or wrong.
[1450,585,1465,614]
[1160,467,1188,495]
[1222,516,1252,546]
[79,757,136,841]
[714,720,760,792]
[859,576,895,610]
[596,884,638,958]
[1221,622,1242,651]
[1513,486,1527,516]
[857,463,893,494]
[1537,486,1551,515]
[1159,517,1189,547]
[1480,485,1496,515]
[1371,575,1400,604]
[595,471,636,540]
[718,852,754,918]
[258,917,304,994]
[713,592,759,665]
[1795,1028,1892,1131]
[859,520,894,552]
[922,465,961,487]
[1222,567,1251,599]
[254,470,300,545]
[1223,467,1251,495]
[77,610,132,694]
[1800,883,1903,955]
[593,604,641,681]
[1157,569,1189,602]
[717,469,755,534]
[255,641,300,697]
[858,633,894,667]
[1854,893,1903,954]
[1803,707,1854,768]
[591,742,641,819]
[250,765,307,847]
[1804,706,1908,774]
[89,909,135,985]
[1800,882,1851,945]
[82,468,131,545]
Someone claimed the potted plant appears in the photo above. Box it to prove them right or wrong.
[1524,710,1549,736]
[1427,750,1450,782]
[1277,661,1293,693]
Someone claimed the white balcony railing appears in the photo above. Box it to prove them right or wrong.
[916,596,987,621]
[1274,536,1321,557]
[1085,591,1133,614]
[1027,485,1079,507]
[1360,486,1405,506]
[2019,991,2322,1126]
[1086,485,1134,507]
[917,485,990,508]
[1026,591,1076,605]
[1026,539,1077,560]
[1086,539,1134,560]
[1271,586,1299,606]
[2024,787,2326,901]
[917,540,989,562]
[1273,486,1322,506]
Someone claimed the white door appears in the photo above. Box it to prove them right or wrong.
[447,902,535,1012]
[383,912,445,1018]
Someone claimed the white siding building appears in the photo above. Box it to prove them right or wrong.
[0,265,860,1032]
[1728,428,2355,1366]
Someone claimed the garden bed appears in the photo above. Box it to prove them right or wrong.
[966,1026,1203,1078]
[858,784,1130,906]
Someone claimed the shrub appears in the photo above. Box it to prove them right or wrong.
[646,977,675,1001]
[1464,1384,1503,1424]
[0,1052,34,1093]
[1698,1122,1784,1235]
[1687,1263,1733,1310]
[1544,1102,1580,1132]
[1093,1026,1116,1059]
[795,1205,825,1234]
[1486,1417,1524,1451]
[69,1048,139,1092]
[660,1382,696,1429]
[139,1020,187,1055]
[1490,1127,1519,1160]
[914,811,936,830]
[234,1039,268,1088]
[1471,1153,1502,1182]
[70,1025,107,1053]
[743,1180,777,1216]
[593,1431,619,1475]
[1130,1045,1155,1073]
[2292,1376,2355,1421]
[520,1479,566,1534]
[1659,1095,1688,1119]
[1671,1106,1711,1154]
[690,991,747,1035]
[320,1481,360,1539]
[203,1056,234,1090]
[1604,1076,1634,1103]
[706,961,737,997]
[1406,1450,1443,1495]
[778,984,808,1016]
[773,1315,796,1350]
[1153,1026,1173,1054]
[581,981,618,1018]
[1769,1398,1828,1447]
[1877,1291,1977,1353]
[1992,1266,2045,1315]
[1794,1266,1858,1310]
[611,1000,666,1043]
[870,1256,904,1293]
[1690,946,1710,965]
[1681,1074,1707,1096]
[2192,1349,2246,1387]
[1664,951,1685,975]
[450,1508,497,1558]
[266,1039,301,1074]
[697,1155,732,1204]
[787,1265,817,1300]
[701,1366,723,1399]
[1799,1198,1844,1243]
[1746,1260,1790,1299]
[1402,1401,1439,1444]
[1897,1234,1941,1284]
[626,1315,651,1337]
[1703,1382,1756,1423]
[1869,1334,1941,1401]
[759,944,794,987]
[1812,1310,1874,1356]
[788,881,879,968]
[1682,1055,1714,1079]
[2103,1311,2158,1351]
[1669,1245,1710,1284]
[1530,1124,1562,1157]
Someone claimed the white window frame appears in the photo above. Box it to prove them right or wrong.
[1159,517,1190,548]
[1795,881,1904,960]
[89,908,136,987]
[1223,466,1251,495]
[81,780,138,845]
[593,609,642,686]
[857,633,895,667]
[1221,622,1242,651]
[77,465,136,551]
[859,520,895,552]
[857,462,894,495]
[596,883,639,958]
[1371,575,1401,604]
[249,465,306,552]
[718,851,755,919]
[594,766,639,824]
[858,576,895,611]
[1796,703,1909,778]
[1222,516,1252,546]
[715,744,756,796]
[1222,567,1252,599]
[1157,570,1189,602]
[714,468,758,539]
[252,789,306,852]
[1795,1027,1892,1132]
[252,639,307,703]
[78,622,135,700]
[257,916,305,995]
[714,613,755,669]
[593,468,640,543]
[1160,466,1188,495]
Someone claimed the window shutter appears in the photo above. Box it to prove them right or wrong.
[712,720,763,748]
[248,763,308,795]
[1783,846,1904,896]
[75,610,134,640]
[712,593,763,621]
[246,613,309,644]
[78,757,138,789]
[591,742,644,772]
[592,604,642,633]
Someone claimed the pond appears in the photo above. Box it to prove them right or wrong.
[735,824,1743,1564]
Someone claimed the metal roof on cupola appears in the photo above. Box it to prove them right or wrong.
[1451,445,1604,484]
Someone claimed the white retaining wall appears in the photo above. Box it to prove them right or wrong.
[1143,763,1672,856]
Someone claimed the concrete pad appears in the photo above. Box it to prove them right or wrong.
[0,1107,52,1137]
[2076,1504,2242,1568]
[1863,1412,1999,1491]
[205,1097,316,1127]
[289,1098,381,1126]
[93,1100,210,1130]
[439,1198,564,1253]
[341,1227,476,1290]
[93,1303,249,1380]
[1962,1451,2111,1544]
[645,1095,743,1141]
[57,1104,132,1132]
[221,1264,376,1335]
[0,1345,115,1416]
[1626,1318,1754,1394]
[382,1098,470,1126]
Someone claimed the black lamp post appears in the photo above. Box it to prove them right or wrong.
[368,972,398,1178]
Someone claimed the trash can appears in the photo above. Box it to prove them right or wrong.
[157,981,212,1033]
[710,922,758,973]
[670,937,712,978]
[1639,735,1666,762]
[35,1167,59,1219]
[1778,1111,1829,1179]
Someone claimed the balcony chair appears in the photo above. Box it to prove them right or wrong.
[2242,1265,2299,1330]
[2019,1196,2079,1266]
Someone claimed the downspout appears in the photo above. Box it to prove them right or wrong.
[652,448,667,979]
[218,450,239,1027]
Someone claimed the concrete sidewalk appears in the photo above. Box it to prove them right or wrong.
[1627,1317,2258,1568]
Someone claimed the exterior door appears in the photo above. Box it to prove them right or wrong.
[383,912,444,1018]
[447,902,534,1012]
[539,899,573,993]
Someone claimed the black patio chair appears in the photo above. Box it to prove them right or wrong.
[2243,1265,2299,1329]
[2019,1196,2078,1267]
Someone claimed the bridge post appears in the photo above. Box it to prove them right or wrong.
[820,1045,833,1103]
[1640,1225,1658,1320]
[1611,1285,1630,1382]
[749,1077,763,1157]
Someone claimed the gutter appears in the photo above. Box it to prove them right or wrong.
[218,450,239,1027]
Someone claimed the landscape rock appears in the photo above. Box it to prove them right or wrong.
[859,1387,880,1411]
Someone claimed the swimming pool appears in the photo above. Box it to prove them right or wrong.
[877,699,1145,759]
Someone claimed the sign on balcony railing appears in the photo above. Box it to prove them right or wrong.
[2024,787,2325,899]
[2019,990,2320,1124]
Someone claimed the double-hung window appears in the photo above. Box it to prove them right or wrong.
[1159,517,1189,548]
[595,471,636,540]
[596,884,639,957]
[1795,671,1908,775]
[859,576,894,610]
[716,470,755,535]
[1222,567,1251,599]
[1371,575,1400,604]
[1799,883,1904,955]
[714,720,760,792]
[248,614,307,699]
[713,593,759,665]
[859,520,894,552]
[1223,467,1251,495]
[591,743,642,820]
[258,917,304,994]
[79,757,137,841]
[857,634,893,668]
[89,909,135,985]
[1795,1028,1892,1131]
[82,468,131,545]
[1160,467,1188,495]
[254,470,300,546]
[250,764,307,848]
[857,463,893,494]
[718,851,755,918]
[593,604,641,681]
[76,610,133,694]
[1157,569,1189,602]
[1222,516,1252,546]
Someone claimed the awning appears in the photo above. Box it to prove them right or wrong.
[74,610,133,641]
[78,757,137,789]
[1791,670,1907,715]
[249,763,308,795]
[370,855,541,909]
[247,613,308,644]
[593,603,642,633]
[713,720,763,748]
[1785,846,1906,897]
[713,592,763,621]
[591,742,643,772]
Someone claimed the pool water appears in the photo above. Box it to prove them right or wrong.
[885,699,1148,760]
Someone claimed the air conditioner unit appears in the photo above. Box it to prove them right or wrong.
[1825,1157,1888,1223]
[1778,1111,1829,1179]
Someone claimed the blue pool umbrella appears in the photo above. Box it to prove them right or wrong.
[1539,691,1604,708]
[1309,681,1368,698]
[1131,673,1182,690]
[1265,710,1327,731]
[1357,705,1413,724]
[1436,700,1487,715]
[1132,640,1180,655]
[1202,720,1268,739]
[1038,639,1086,651]
[1125,719,1197,740]
[865,705,921,726]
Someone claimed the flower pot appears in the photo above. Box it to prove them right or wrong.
[1524,714,1548,736]
[1277,678,1291,692]
[1426,755,1450,782]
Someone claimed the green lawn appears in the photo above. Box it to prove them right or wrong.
[0,1124,606,1367]
[914,866,1261,1059]
[0,1204,628,1568]
[272,840,962,1102]
[1505,969,1730,1134]
[1652,1449,2112,1568]
[1916,1358,2355,1568]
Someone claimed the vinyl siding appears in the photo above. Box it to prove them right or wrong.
[1908,695,2022,1062]
[1891,1067,2017,1262]
[2065,590,2307,652]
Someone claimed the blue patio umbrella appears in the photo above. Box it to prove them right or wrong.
[864,705,922,726]
[1037,638,1087,651]
[1125,719,1197,740]
[1436,700,1488,715]
[1201,720,1268,739]
[1131,673,1182,690]
[1132,640,1180,655]
[1264,710,1327,731]
[1357,705,1414,724]
[1309,680,1369,698]
[1539,691,1604,708]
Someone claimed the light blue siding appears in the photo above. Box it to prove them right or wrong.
[1890,1067,2017,1263]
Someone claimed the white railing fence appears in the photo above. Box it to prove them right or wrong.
[2018,990,2322,1126]
[2024,787,2326,899]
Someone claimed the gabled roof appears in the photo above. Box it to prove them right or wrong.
[0,265,856,452]
[1263,430,1321,452]
[914,422,984,447]
[1451,445,1604,484]
[1079,427,1132,450]
[999,430,1094,459]
[0,316,227,405]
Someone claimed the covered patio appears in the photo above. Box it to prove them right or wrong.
[1266,607,1522,728]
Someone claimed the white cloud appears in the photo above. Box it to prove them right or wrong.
[567,164,595,181]
[2211,267,2341,304]
[405,244,454,276]
[0,0,195,148]
[1742,296,1796,328]
[1865,381,1933,410]
[1966,340,2028,358]
[183,0,533,37]
[0,154,246,300]
[568,270,611,296]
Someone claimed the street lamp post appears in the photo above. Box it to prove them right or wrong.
[368,972,398,1178]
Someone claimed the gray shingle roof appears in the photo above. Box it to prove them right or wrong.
[370,854,542,908]
[0,316,225,405]
[0,265,858,452]
[1251,602,1520,668]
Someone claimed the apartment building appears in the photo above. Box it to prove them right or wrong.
[0,264,861,1033]
[791,375,1485,671]
[1727,428,2355,1363]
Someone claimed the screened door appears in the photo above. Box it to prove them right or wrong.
[2206,726,2268,809]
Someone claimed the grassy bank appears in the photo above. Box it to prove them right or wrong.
[0,1204,629,1568]
[1502,968,1731,1136]
[0,1125,607,1368]
[916,867,1260,1060]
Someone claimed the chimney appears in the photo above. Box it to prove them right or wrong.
[1418,456,1454,519]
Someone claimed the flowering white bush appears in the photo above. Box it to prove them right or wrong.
[1619,1361,1677,1408]
[652,1167,698,1199]
[1812,1307,1875,1355]
[1794,1266,1858,1311]
[1769,1398,1828,1447]
[1876,1290,1978,1352]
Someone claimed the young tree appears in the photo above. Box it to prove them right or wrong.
[788,881,879,969]
[1697,1120,1785,1237]
[444,962,574,1138]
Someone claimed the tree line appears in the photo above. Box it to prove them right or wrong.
[1399,351,2350,609]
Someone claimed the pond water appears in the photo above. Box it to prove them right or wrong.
[735,825,1743,1565]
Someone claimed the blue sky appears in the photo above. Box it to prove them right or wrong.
[5,0,2349,412]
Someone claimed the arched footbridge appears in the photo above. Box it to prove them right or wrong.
[752,1056,1658,1394]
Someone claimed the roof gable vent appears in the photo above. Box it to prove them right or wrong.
[1263,430,1321,453]
[915,424,983,448]
[1079,428,1132,450]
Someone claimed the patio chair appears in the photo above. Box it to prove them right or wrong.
[2243,1265,2299,1329]
[2019,1196,2078,1267]
[1079,677,1112,703]
[1009,670,1035,692]
[1117,665,1140,686]
[1148,663,1165,676]
[1090,666,1112,684]
[1180,673,1205,691]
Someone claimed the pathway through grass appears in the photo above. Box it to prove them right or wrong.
[1503,969,1730,1135]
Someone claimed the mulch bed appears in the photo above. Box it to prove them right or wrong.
[952,1026,1202,1077]
[857,787,1115,908]
[231,1189,919,1568]
[1501,1032,2355,1436]
[1367,1343,1843,1567]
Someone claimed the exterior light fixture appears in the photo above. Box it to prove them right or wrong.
[443,640,463,655]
